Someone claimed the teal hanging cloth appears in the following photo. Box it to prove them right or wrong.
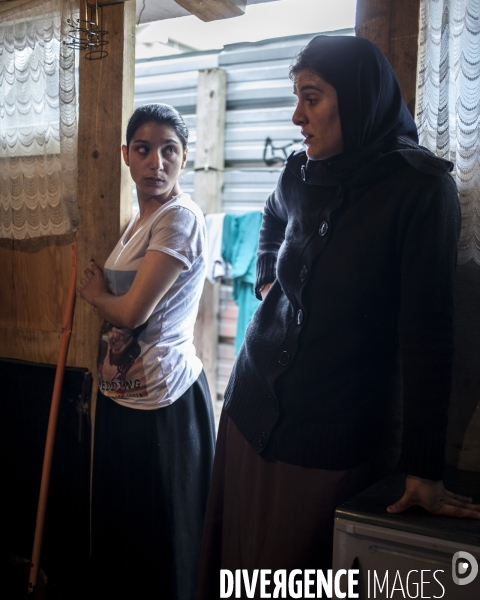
[222,212,263,355]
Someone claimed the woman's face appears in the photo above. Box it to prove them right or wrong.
[108,327,134,356]
[292,70,343,160]
[122,122,188,205]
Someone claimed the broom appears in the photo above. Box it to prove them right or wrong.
[27,242,77,598]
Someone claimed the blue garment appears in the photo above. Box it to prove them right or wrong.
[222,212,263,355]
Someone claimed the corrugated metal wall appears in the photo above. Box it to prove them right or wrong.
[134,30,353,400]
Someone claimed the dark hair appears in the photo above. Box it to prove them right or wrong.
[126,104,189,150]
[289,42,331,85]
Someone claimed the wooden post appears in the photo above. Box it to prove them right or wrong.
[193,69,227,402]
[74,0,136,405]
[355,0,421,116]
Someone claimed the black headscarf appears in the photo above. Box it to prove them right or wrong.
[291,35,419,154]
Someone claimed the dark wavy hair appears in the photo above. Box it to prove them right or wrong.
[126,104,189,150]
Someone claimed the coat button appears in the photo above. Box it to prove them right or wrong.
[268,396,277,410]
[259,431,268,447]
[297,309,304,325]
[299,265,308,282]
[278,351,290,366]
[319,221,329,236]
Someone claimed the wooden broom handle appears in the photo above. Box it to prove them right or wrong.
[28,242,77,596]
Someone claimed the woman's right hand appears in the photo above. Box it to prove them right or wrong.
[387,476,480,519]
[78,259,109,307]
[260,283,273,300]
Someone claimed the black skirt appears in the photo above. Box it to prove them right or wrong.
[91,371,216,600]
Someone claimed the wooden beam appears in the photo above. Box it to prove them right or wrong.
[96,0,127,6]
[174,0,246,22]
[74,0,135,395]
[355,0,421,116]
[193,69,227,402]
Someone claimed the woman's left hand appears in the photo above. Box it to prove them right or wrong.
[78,259,109,307]
[387,476,480,518]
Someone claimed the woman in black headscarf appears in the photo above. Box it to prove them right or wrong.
[195,35,480,599]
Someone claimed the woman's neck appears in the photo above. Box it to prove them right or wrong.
[137,185,182,222]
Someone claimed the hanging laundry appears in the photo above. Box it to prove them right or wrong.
[222,211,263,355]
[205,213,227,284]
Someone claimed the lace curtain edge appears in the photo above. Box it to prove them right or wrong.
[416,0,480,265]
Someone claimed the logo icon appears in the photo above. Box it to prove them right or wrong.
[452,551,478,586]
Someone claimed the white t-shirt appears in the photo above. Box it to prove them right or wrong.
[97,193,206,409]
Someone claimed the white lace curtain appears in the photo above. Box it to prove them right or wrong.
[416,0,480,264]
[0,0,79,240]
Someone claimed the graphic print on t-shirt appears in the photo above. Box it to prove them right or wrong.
[97,320,148,398]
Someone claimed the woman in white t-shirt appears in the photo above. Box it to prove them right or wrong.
[78,104,215,599]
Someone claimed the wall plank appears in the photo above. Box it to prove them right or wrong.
[0,242,73,364]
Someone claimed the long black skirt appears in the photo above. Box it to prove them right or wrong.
[91,371,216,600]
